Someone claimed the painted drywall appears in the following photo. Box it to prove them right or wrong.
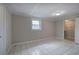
[0,4,12,54]
[0,4,5,54]
[12,15,56,44]
[55,20,64,40]
[64,19,75,41]
[75,18,79,43]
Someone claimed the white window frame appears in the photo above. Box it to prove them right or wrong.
[32,20,41,30]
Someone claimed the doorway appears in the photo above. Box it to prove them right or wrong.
[64,19,75,41]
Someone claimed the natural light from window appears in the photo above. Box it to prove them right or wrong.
[32,20,41,30]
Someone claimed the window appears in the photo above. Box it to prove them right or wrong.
[32,20,41,30]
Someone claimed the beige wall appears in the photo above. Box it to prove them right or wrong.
[56,20,64,40]
[75,18,79,43]
[12,15,56,44]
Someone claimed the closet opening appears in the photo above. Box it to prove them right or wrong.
[64,19,75,42]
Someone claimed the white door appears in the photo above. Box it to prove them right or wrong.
[0,6,5,55]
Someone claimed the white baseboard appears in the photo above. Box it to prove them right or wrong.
[12,37,55,47]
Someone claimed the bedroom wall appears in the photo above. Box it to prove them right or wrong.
[12,15,56,44]
[75,18,79,43]
[55,20,64,40]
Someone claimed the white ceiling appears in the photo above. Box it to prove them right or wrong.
[5,3,79,21]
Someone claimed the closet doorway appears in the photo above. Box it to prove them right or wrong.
[64,19,75,41]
